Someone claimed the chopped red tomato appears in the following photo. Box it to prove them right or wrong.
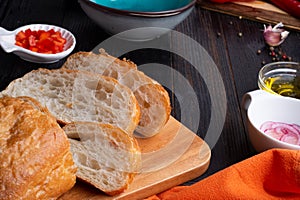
[15,28,67,54]
[16,31,26,41]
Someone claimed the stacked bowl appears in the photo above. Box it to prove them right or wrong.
[78,0,196,41]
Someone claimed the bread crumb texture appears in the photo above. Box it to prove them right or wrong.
[64,122,141,196]
[1,68,140,134]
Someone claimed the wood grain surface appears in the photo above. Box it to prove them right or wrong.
[0,0,299,190]
[59,117,211,200]
[197,0,300,31]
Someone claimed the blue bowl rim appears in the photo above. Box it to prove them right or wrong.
[80,0,196,17]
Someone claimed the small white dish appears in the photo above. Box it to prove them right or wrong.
[242,90,300,152]
[0,24,76,63]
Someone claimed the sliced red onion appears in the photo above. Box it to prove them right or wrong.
[260,121,274,132]
[280,133,300,146]
[264,130,283,140]
[292,124,300,134]
[260,121,300,146]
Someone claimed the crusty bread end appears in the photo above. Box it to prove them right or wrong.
[0,96,77,199]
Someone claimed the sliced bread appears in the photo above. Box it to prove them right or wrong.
[63,122,141,196]
[62,51,171,137]
[0,68,140,134]
[62,51,137,80]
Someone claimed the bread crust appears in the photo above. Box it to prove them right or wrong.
[0,96,77,200]
[62,51,137,80]
[133,83,171,136]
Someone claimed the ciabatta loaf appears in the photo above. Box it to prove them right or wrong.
[0,68,140,134]
[64,122,141,196]
[0,96,77,200]
[62,51,171,137]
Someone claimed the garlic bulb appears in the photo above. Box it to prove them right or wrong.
[263,22,289,46]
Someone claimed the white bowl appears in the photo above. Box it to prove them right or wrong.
[242,90,300,152]
[78,0,196,41]
[0,24,76,63]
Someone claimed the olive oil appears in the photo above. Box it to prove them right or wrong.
[263,75,300,99]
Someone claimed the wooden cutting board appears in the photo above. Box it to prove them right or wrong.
[59,116,211,200]
[197,0,300,31]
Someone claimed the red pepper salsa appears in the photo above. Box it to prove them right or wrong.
[15,29,66,54]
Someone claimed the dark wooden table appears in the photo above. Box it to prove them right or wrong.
[0,0,299,188]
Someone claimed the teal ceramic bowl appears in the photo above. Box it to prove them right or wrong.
[90,0,194,12]
[78,0,196,41]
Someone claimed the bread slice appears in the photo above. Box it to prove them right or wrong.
[0,68,140,134]
[62,51,137,80]
[62,51,171,137]
[63,122,141,196]
[0,96,77,199]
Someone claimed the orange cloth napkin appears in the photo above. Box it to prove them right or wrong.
[146,149,300,200]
